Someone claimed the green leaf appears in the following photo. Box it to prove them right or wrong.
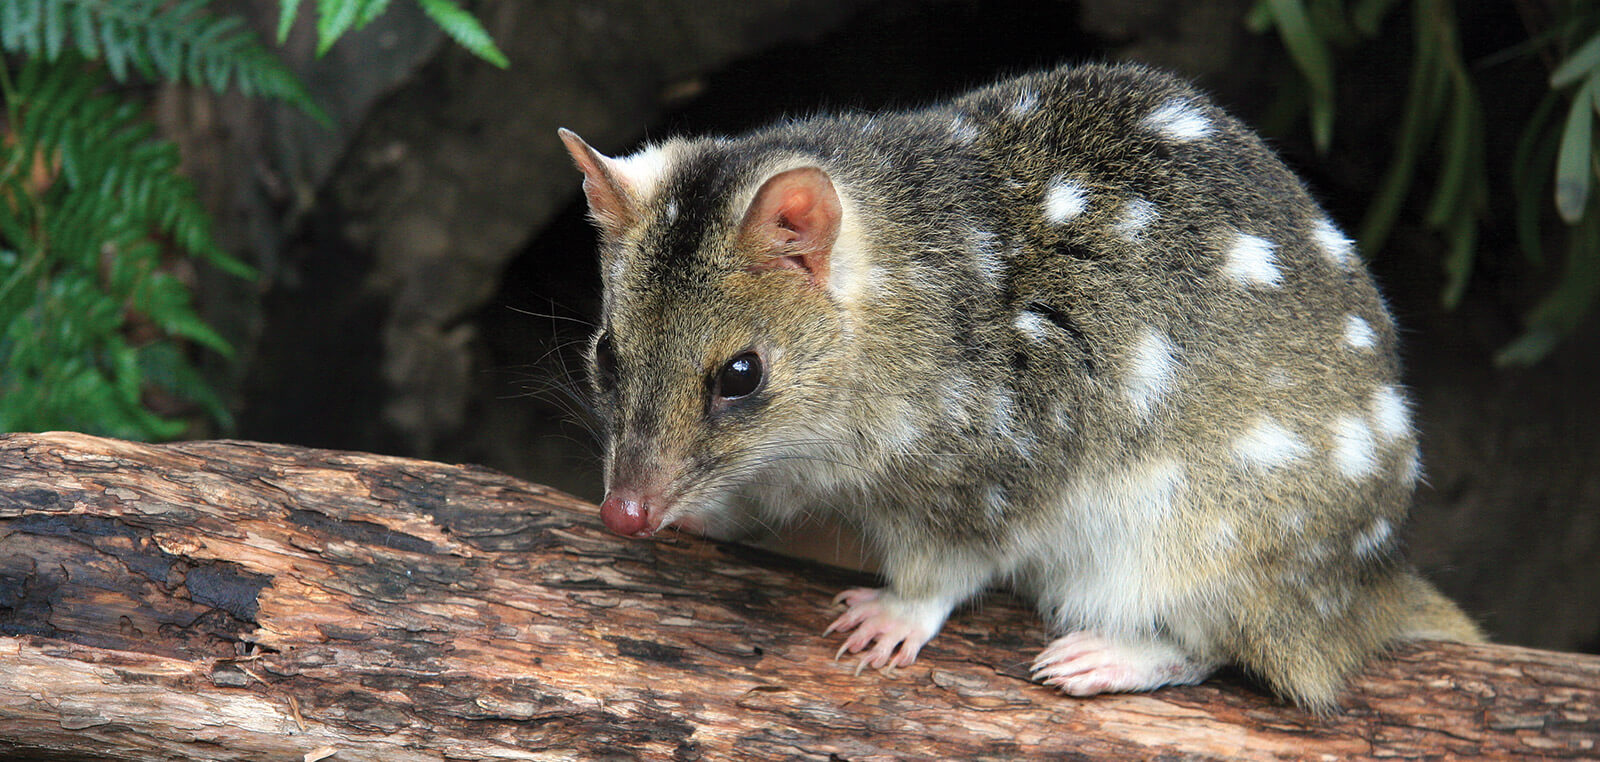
[277,0,305,43]
[315,0,362,55]
[43,0,65,60]
[1511,92,1563,266]
[1255,0,1340,151]
[2,0,331,121]
[1,0,23,51]
[1424,69,1482,227]
[1551,30,1600,89]
[1496,210,1600,366]
[1439,211,1478,310]
[70,1,97,59]
[1245,0,1273,34]
[1492,329,1560,366]
[98,15,128,80]
[416,0,509,68]
[1352,0,1402,37]
[1360,13,1450,253]
[2,56,246,439]
[357,0,395,27]
[1554,75,1598,224]
[139,340,236,431]
[136,273,234,356]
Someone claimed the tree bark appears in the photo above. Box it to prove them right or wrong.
[0,432,1594,761]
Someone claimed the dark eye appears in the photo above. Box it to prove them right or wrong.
[714,351,763,400]
[592,331,616,389]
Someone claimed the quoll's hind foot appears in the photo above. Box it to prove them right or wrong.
[824,587,950,674]
[1031,631,1216,696]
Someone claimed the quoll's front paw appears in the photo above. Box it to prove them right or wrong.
[1031,631,1214,696]
[824,588,942,674]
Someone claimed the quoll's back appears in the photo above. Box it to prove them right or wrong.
[560,62,1482,712]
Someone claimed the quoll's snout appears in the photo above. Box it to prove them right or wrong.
[599,489,652,537]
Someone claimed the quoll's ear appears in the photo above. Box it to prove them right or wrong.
[558,128,639,235]
[740,167,841,287]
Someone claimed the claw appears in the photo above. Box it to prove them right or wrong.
[1032,631,1214,696]
[823,587,938,676]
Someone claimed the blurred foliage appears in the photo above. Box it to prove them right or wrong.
[277,0,508,67]
[1250,0,1600,365]
[0,0,504,439]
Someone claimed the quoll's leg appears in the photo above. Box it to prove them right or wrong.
[1032,631,1216,696]
[825,587,957,673]
[825,545,995,674]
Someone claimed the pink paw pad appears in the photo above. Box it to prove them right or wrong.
[824,587,935,674]
[1030,631,1211,696]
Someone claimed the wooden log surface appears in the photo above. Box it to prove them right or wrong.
[0,431,1595,760]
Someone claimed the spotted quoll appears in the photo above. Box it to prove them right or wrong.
[559,62,1483,711]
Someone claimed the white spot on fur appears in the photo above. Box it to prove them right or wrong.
[970,229,1005,285]
[949,115,979,144]
[1232,417,1310,470]
[983,484,1008,520]
[1223,233,1282,287]
[989,392,1037,458]
[1016,310,1051,344]
[1124,328,1179,420]
[1312,218,1356,268]
[1353,518,1394,559]
[1400,445,1423,486]
[1266,367,1292,388]
[1054,405,1073,431]
[1114,197,1158,241]
[1369,386,1411,443]
[612,143,677,200]
[1314,589,1353,619]
[1143,100,1214,141]
[1118,458,1185,524]
[664,197,679,224]
[828,184,880,311]
[1298,539,1333,565]
[1345,315,1377,350]
[1008,90,1038,116]
[1331,415,1378,479]
[1044,178,1089,224]
[938,375,982,430]
[1209,519,1238,551]
[877,413,923,456]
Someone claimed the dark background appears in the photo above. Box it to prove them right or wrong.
[158,0,1597,653]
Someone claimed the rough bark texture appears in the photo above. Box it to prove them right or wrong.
[0,432,1595,761]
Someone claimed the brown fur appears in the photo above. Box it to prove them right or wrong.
[561,63,1482,711]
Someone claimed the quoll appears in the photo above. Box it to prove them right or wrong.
[558,62,1483,710]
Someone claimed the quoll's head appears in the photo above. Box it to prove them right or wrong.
[558,129,856,539]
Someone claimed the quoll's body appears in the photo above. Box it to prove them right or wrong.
[559,62,1481,710]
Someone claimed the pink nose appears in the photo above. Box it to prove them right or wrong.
[599,492,652,537]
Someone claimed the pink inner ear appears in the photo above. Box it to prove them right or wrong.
[558,128,636,233]
[742,167,841,284]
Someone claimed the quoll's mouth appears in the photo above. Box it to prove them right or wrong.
[598,489,708,538]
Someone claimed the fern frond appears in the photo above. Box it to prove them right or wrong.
[416,0,507,68]
[1,55,243,438]
[2,0,329,124]
[278,0,506,68]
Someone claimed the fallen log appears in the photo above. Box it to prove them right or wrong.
[0,431,1594,760]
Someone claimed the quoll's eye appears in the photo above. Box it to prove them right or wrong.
[592,331,616,388]
[715,351,763,400]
